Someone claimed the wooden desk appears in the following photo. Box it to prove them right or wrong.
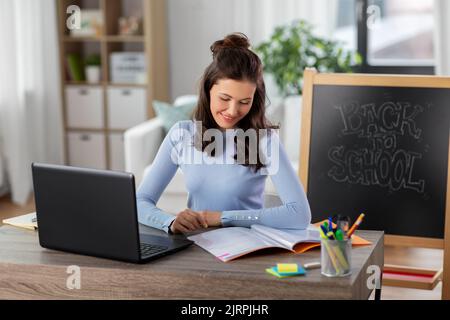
[0,225,383,299]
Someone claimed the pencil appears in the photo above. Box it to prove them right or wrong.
[347,213,365,238]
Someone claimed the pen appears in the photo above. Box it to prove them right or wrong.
[320,224,328,235]
[326,231,336,240]
[336,216,350,238]
[347,213,365,238]
[320,225,334,239]
[328,217,333,232]
[332,244,350,271]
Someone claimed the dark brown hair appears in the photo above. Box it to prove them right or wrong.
[193,33,279,172]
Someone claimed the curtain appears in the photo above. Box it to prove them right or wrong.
[0,118,4,195]
[434,0,450,75]
[0,0,64,204]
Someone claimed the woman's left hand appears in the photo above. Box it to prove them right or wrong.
[199,210,222,227]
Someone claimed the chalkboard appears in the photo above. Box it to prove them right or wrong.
[299,70,450,240]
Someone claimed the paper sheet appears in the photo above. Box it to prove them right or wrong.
[2,212,37,230]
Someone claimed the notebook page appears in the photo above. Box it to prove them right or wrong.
[251,224,321,249]
[188,227,282,262]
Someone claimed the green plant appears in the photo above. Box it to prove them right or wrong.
[255,20,362,96]
[85,54,101,66]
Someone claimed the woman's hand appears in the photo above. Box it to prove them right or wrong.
[202,210,222,227]
[170,209,222,234]
[170,209,208,234]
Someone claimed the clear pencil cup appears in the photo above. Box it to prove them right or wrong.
[321,238,352,277]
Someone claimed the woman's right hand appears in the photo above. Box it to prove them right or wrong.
[170,209,208,234]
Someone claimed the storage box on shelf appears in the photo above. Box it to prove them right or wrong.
[110,52,146,84]
[107,87,147,130]
[67,131,107,169]
[66,85,104,129]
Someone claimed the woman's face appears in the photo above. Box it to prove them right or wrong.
[209,78,256,129]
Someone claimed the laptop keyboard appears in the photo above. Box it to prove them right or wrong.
[140,243,168,257]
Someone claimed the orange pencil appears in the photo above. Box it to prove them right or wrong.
[347,213,365,238]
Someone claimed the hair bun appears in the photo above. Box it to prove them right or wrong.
[210,33,251,57]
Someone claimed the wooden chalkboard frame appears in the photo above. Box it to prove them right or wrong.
[298,68,450,299]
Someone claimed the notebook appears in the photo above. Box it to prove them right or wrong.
[188,224,371,262]
[2,212,37,230]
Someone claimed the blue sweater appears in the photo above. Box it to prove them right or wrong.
[136,120,311,233]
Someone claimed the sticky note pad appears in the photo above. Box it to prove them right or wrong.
[266,268,285,278]
[277,263,298,273]
[266,266,306,278]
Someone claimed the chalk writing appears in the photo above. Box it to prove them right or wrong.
[328,101,425,193]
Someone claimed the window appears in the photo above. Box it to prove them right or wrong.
[333,0,435,74]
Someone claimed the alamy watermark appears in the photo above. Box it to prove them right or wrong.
[66,265,81,290]
[66,5,81,30]
[168,121,280,175]
[366,4,381,30]
[367,265,382,290]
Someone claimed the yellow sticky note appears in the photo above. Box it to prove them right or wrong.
[266,268,286,278]
[277,263,298,273]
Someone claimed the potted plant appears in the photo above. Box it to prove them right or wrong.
[84,54,101,83]
[255,20,361,161]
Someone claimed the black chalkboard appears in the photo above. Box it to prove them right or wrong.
[307,84,450,238]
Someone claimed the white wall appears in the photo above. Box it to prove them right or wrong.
[167,0,228,99]
[167,0,337,101]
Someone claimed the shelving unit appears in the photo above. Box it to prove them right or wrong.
[56,0,169,171]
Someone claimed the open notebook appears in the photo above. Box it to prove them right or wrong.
[188,224,371,262]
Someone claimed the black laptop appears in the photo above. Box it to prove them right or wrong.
[31,163,193,263]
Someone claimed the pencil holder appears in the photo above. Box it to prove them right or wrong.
[321,238,352,277]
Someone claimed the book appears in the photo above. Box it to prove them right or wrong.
[66,53,85,81]
[188,224,320,262]
[2,212,37,230]
[188,224,371,262]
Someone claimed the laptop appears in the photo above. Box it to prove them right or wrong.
[31,163,193,263]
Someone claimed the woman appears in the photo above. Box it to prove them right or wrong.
[137,33,311,234]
